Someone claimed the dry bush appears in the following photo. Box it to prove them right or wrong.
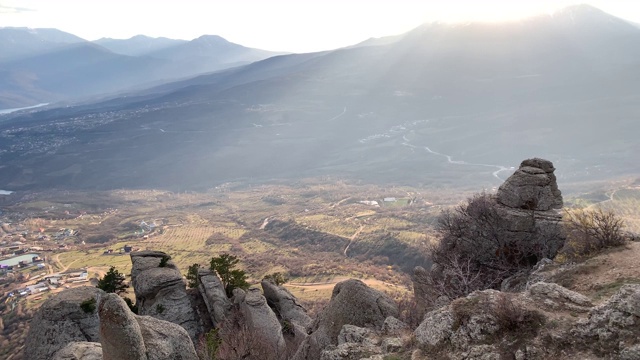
[429,193,562,300]
[561,208,627,259]
[396,293,425,328]
[493,294,544,334]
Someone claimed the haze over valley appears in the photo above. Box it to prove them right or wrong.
[1,5,640,191]
[3,2,640,360]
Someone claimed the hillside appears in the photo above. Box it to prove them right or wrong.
[0,29,283,109]
[1,5,640,191]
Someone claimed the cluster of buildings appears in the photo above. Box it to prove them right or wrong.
[9,269,89,297]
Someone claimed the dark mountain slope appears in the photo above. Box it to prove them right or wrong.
[1,5,639,191]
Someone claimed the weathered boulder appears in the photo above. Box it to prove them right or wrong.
[130,250,178,285]
[197,268,232,326]
[337,325,375,345]
[293,279,399,360]
[233,288,287,355]
[497,158,562,211]
[525,282,592,312]
[99,294,147,360]
[572,284,640,354]
[25,287,104,360]
[99,293,198,360]
[319,342,381,360]
[382,316,408,335]
[415,290,546,358]
[131,251,201,341]
[51,342,103,360]
[137,316,199,360]
[262,279,313,330]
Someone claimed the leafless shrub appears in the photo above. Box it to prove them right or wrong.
[561,208,626,259]
[493,294,544,333]
[428,193,563,300]
[396,293,425,329]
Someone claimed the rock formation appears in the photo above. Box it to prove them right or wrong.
[494,158,565,257]
[497,158,563,211]
[197,268,232,326]
[27,288,199,360]
[261,278,313,330]
[51,342,102,360]
[413,158,566,309]
[99,293,147,360]
[413,282,640,359]
[130,250,201,341]
[232,287,287,355]
[293,279,399,360]
[25,287,104,360]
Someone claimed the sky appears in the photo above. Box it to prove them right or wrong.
[1,0,639,53]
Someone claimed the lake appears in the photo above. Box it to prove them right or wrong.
[0,190,13,195]
[0,254,40,267]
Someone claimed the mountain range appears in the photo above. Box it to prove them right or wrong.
[1,4,639,191]
[0,28,285,109]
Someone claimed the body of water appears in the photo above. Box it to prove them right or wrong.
[0,253,40,267]
[0,103,49,115]
[0,190,13,195]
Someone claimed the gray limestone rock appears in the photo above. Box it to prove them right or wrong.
[130,250,178,286]
[496,158,562,211]
[381,337,403,353]
[197,268,231,326]
[137,315,199,360]
[131,253,201,341]
[99,294,147,360]
[382,316,408,335]
[236,287,287,355]
[414,306,455,348]
[337,325,374,345]
[293,279,399,360]
[51,342,103,360]
[572,284,640,352]
[262,279,313,330]
[525,282,593,312]
[25,287,104,360]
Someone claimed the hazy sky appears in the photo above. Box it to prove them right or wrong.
[1,0,639,52]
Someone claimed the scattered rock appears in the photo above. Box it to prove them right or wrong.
[25,287,104,360]
[51,342,102,360]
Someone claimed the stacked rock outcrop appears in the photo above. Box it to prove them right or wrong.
[413,158,566,307]
[130,250,201,341]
